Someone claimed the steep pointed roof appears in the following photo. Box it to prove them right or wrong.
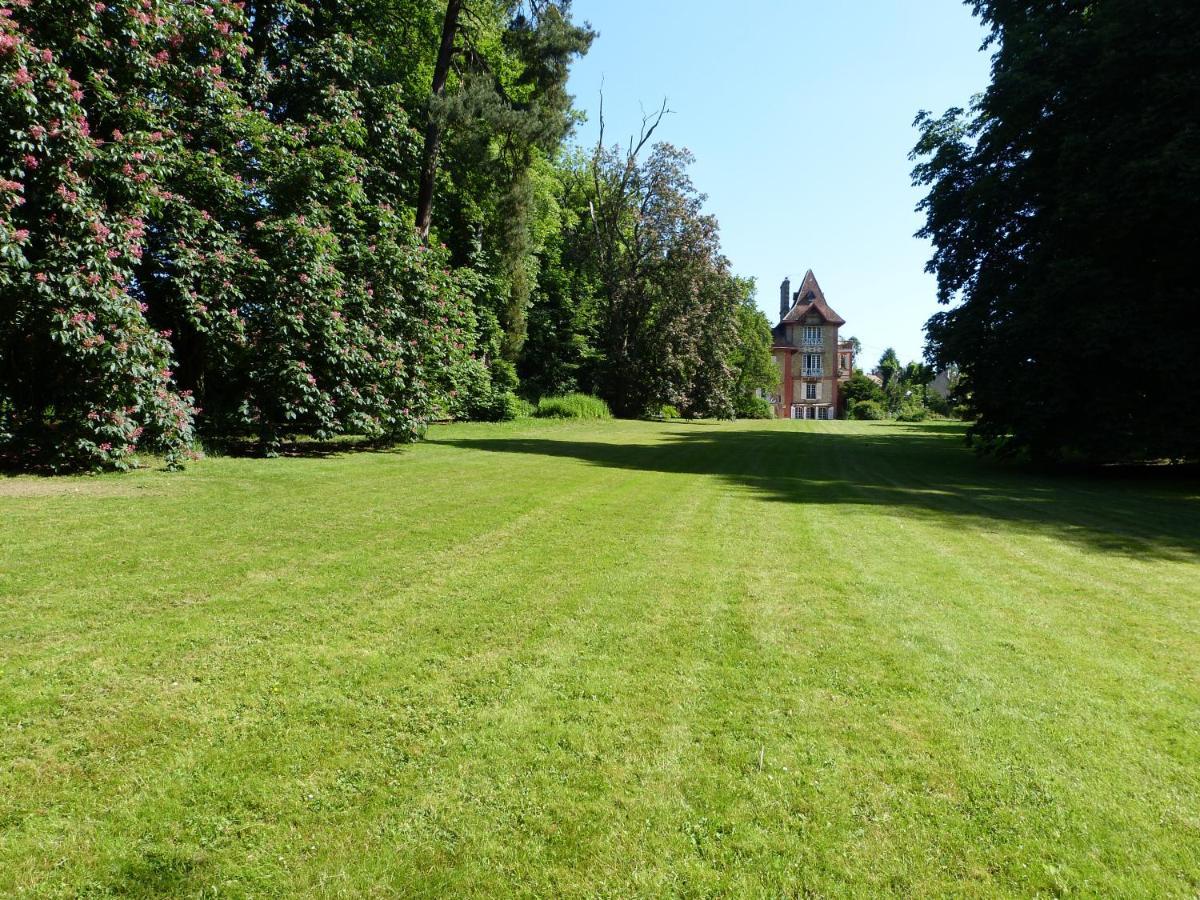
[779,270,846,326]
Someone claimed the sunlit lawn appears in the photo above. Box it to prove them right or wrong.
[2,418,1198,896]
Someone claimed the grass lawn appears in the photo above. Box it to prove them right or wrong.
[2,418,1198,897]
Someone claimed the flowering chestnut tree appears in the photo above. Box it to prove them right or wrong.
[0,0,487,467]
[0,0,201,470]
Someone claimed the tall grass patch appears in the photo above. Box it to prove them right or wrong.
[534,393,612,420]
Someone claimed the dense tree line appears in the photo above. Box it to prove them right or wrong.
[912,0,1200,464]
[0,0,774,471]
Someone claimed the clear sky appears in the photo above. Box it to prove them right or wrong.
[564,0,992,369]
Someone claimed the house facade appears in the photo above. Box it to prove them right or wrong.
[767,270,854,419]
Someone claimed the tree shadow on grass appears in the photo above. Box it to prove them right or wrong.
[202,434,403,459]
[432,423,1200,561]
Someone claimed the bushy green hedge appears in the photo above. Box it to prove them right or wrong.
[506,396,536,419]
[849,400,886,420]
[535,393,612,420]
[735,395,775,420]
[648,404,681,420]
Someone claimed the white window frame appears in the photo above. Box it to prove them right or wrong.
[805,382,818,400]
[803,325,822,344]
[803,353,822,376]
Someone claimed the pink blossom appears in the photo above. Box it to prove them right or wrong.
[94,1,106,10]
[35,272,48,283]
[22,154,38,169]
[99,442,112,451]
[14,67,32,86]
[30,125,45,139]
[12,229,29,243]
[41,48,53,63]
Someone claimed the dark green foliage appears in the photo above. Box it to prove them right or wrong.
[2,0,757,468]
[573,134,749,418]
[843,372,885,407]
[730,279,779,414]
[849,400,886,421]
[734,395,774,420]
[876,348,901,393]
[913,0,1200,463]
[534,392,610,419]
[0,0,597,470]
[926,391,952,417]
[505,395,536,419]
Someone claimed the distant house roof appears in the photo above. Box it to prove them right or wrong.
[779,270,846,327]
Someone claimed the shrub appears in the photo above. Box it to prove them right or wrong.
[850,400,886,420]
[925,391,952,417]
[658,404,681,420]
[734,395,775,419]
[897,403,928,422]
[506,396,536,419]
[535,393,612,420]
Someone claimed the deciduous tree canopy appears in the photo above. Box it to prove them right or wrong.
[912,0,1200,463]
[1,0,772,471]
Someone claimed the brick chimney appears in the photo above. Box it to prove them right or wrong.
[779,277,791,321]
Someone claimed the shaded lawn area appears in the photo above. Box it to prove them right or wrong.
[1,418,1198,896]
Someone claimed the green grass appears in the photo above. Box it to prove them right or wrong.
[2,419,1198,897]
[534,392,612,419]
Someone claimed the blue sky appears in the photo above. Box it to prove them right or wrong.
[564,0,992,369]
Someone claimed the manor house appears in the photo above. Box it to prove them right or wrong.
[769,270,855,419]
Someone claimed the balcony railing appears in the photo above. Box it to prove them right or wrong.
[800,337,824,348]
[802,368,823,377]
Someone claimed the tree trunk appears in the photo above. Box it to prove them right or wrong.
[415,0,462,240]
